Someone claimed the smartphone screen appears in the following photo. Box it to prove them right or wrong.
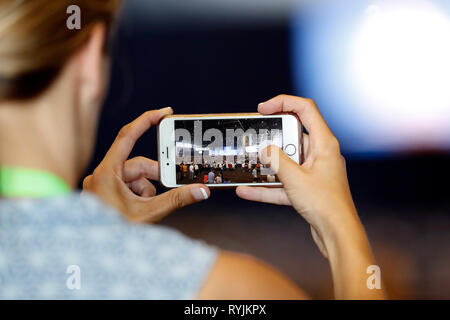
[174,118,283,185]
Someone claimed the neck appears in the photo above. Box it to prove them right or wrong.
[0,90,80,190]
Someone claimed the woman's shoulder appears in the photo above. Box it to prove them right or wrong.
[0,192,218,299]
[1,191,216,252]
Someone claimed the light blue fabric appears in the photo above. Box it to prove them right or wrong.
[0,192,218,299]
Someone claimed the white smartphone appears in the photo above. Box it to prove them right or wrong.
[158,113,303,188]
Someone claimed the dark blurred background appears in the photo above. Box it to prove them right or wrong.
[84,0,450,299]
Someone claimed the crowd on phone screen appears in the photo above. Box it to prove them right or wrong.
[176,161,277,184]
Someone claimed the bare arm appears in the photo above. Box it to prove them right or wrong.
[236,95,386,299]
[197,251,309,300]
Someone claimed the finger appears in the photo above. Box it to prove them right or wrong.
[258,95,336,152]
[123,157,159,182]
[146,184,210,218]
[129,177,156,197]
[260,145,304,189]
[104,107,173,169]
[236,186,291,206]
[303,133,311,160]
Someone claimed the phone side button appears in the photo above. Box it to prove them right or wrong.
[284,144,297,156]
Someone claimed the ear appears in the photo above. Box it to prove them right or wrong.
[78,24,107,105]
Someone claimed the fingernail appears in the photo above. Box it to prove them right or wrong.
[258,102,264,107]
[192,187,209,201]
[160,106,173,113]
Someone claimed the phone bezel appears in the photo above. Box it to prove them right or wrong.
[157,113,303,188]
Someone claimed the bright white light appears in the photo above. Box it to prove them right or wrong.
[176,142,192,149]
[350,0,450,148]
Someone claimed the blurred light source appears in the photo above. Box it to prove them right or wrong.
[292,0,450,154]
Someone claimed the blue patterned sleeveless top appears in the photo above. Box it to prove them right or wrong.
[0,192,217,299]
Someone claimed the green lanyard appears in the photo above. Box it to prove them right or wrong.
[0,167,71,198]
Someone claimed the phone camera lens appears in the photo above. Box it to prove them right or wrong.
[166,163,170,166]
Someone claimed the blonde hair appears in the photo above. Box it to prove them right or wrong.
[0,0,121,101]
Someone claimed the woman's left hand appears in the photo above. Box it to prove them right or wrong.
[83,108,210,223]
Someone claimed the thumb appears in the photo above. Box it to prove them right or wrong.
[260,145,303,188]
[148,184,210,219]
